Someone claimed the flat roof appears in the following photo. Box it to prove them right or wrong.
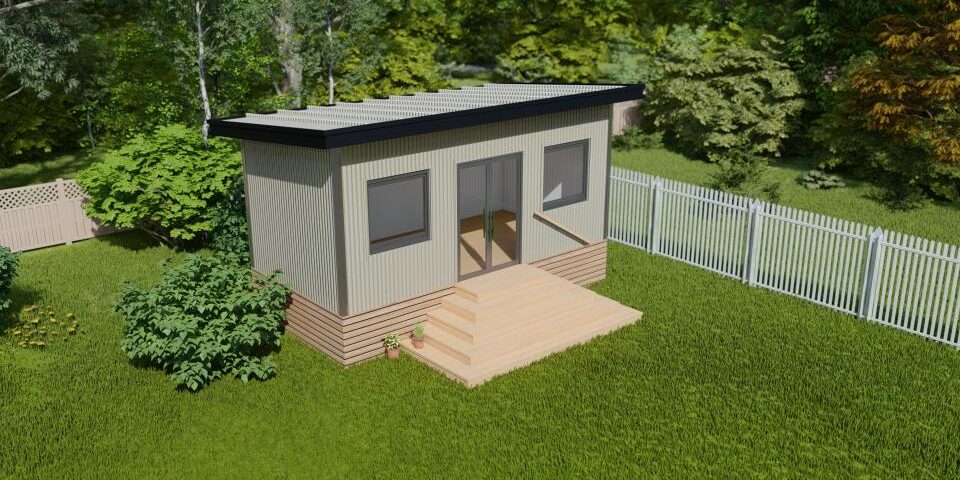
[208,83,645,149]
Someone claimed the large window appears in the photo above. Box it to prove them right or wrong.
[542,140,588,210]
[367,171,429,253]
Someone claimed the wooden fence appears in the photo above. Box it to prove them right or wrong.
[612,100,642,135]
[608,167,960,348]
[0,179,113,252]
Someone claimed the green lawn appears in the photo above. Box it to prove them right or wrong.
[2,232,959,479]
[0,149,104,190]
[613,148,960,245]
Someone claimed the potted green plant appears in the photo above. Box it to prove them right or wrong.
[384,332,400,359]
[412,323,425,349]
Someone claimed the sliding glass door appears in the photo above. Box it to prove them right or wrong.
[457,154,521,279]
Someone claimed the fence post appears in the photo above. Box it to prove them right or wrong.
[55,178,74,246]
[648,178,663,254]
[858,229,885,319]
[743,200,764,284]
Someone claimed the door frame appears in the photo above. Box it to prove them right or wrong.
[456,152,523,281]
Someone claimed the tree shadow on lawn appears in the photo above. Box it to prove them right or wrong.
[99,229,206,254]
[0,150,101,190]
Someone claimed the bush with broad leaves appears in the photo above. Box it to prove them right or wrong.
[116,254,290,391]
[76,124,241,247]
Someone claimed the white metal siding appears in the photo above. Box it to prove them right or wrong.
[242,141,341,312]
[339,106,610,314]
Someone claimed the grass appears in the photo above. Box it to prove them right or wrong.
[613,147,960,245]
[2,232,959,479]
[0,149,104,190]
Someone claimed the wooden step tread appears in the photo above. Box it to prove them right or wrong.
[406,309,642,387]
[403,263,643,388]
[424,296,632,365]
[441,280,586,322]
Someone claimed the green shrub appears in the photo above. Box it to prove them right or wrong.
[116,254,290,391]
[76,124,241,246]
[613,126,663,151]
[0,246,19,316]
[709,149,783,202]
[208,182,250,262]
[812,56,960,206]
[646,26,805,163]
[800,170,847,190]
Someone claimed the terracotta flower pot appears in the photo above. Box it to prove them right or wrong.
[386,347,400,359]
[413,338,424,349]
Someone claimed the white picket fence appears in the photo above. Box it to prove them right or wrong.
[608,166,960,347]
[0,179,114,252]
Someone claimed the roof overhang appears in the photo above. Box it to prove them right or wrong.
[208,84,645,149]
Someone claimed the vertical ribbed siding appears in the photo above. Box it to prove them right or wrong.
[340,106,610,314]
[242,141,340,311]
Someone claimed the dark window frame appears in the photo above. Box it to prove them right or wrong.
[367,170,430,254]
[542,139,589,211]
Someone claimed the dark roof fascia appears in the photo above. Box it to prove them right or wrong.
[208,84,645,150]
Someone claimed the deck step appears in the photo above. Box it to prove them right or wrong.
[469,309,640,384]
[426,308,476,343]
[404,263,643,387]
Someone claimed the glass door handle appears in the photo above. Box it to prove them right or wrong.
[482,210,488,240]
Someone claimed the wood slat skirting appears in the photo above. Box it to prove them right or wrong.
[531,241,608,285]
[265,241,606,366]
[282,286,456,366]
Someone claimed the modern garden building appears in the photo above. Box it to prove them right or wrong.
[209,83,645,386]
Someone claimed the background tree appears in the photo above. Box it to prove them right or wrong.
[813,0,960,204]
[300,0,382,104]
[494,0,634,83]
[0,0,82,102]
[268,0,302,106]
[76,125,241,246]
[648,26,804,163]
[646,26,804,197]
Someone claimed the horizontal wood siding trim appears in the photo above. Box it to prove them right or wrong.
[281,284,455,366]
[274,243,605,365]
[531,241,608,286]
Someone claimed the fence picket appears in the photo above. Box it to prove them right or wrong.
[608,168,960,348]
[0,179,113,252]
[937,245,959,340]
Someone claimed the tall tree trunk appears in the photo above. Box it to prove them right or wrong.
[85,110,96,149]
[326,12,335,105]
[194,0,212,144]
[274,0,302,107]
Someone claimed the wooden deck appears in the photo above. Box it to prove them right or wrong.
[401,263,642,387]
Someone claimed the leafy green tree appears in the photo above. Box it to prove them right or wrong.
[80,24,193,144]
[494,0,634,83]
[117,254,290,391]
[814,0,960,204]
[0,90,81,163]
[145,0,276,142]
[0,0,82,102]
[76,124,241,246]
[339,0,451,100]
[647,26,805,164]
[299,0,383,104]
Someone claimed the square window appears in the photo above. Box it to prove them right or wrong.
[367,171,429,253]
[542,140,588,210]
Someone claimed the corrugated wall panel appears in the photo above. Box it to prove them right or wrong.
[242,141,341,312]
[340,106,610,314]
